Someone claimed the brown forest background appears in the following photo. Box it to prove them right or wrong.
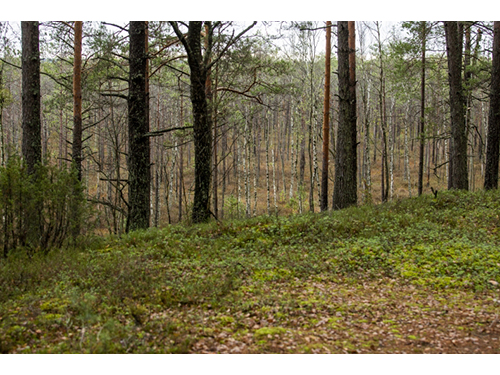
[0,21,496,234]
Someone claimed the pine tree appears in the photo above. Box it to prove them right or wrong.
[320,21,332,211]
[333,21,357,210]
[21,21,41,176]
[444,21,468,190]
[127,21,150,231]
[485,21,500,190]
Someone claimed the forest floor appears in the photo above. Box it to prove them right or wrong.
[1,189,500,353]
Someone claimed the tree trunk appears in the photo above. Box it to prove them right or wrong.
[69,21,84,238]
[178,95,184,222]
[171,21,212,223]
[127,21,150,231]
[485,21,500,190]
[333,21,357,210]
[289,107,296,201]
[266,117,270,215]
[0,64,5,166]
[21,21,42,250]
[444,21,469,190]
[22,21,42,177]
[374,22,389,202]
[72,21,83,181]
[320,21,332,211]
[404,102,412,197]
[212,64,219,220]
[418,21,426,196]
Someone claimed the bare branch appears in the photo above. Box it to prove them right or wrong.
[161,63,190,77]
[169,22,192,58]
[101,93,128,100]
[217,87,263,104]
[82,114,110,132]
[149,54,187,78]
[142,126,193,138]
[88,198,127,215]
[107,75,129,83]
[102,22,129,33]
[0,58,21,70]
[111,52,129,61]
[150,37,181,58]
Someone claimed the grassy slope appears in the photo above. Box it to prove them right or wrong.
[1,189,500,353]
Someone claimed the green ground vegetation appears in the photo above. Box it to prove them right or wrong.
[1,189,500,353]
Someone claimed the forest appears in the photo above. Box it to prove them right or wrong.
[1,21,500,355]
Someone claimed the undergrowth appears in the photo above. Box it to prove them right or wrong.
[1,189,500,353]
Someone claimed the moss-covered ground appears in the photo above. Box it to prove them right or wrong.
[1,189,500,353]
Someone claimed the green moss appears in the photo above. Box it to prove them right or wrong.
[254,326,287,338]
[216,315,235,326]
[40,298,70,314]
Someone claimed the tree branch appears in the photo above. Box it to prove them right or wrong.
[142,126,193,138]
[162,63,190,77]
[111,52,129,61]
[107,75,129,83]
[88,198,127,215]
[102,22,129,33]
[216,87,263,104]
[203,21,214,68]
[0,58,20,70]
[82,114,110,132]
[150,37,182,58]
[95,56,128,73]
[39,69,72,91]
[169,22,192,58]
[149,55,187,78]
[101,93,128,100]
[206,21,257,72]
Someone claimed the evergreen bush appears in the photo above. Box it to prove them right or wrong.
[0,157,88,257]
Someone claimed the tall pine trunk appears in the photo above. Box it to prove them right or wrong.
[418,21,426,196]
[127,21,150,231]
[73,21,83,181]
[22,21,41,177]
[320,21,332,211]
[70,21,84,238]
[21,21,42,250]
[333,21,357,210]
[444,21,469,190]
[171,21,212,223]
[485,21,500,190]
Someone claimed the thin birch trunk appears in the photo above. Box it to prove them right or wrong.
[266,117,270,215]
[289,107,295,201]
[404,103,412,197]
[244,115,250,217]
[272,149,278,215]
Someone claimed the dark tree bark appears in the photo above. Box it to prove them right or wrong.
[206,24,217,220]
[22,21,41,176]
[70,21,84,238]
[170,21,256,223]
[333,21,357,210]
[418,21,426,196]
[320,21,332,212]
[444,21,468,190]
[485,21,500,190]
[127,21,150,231]
[72,21,83,181]
[173,21,212,223]
[0,63,5,166]
[348,20,357,199]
